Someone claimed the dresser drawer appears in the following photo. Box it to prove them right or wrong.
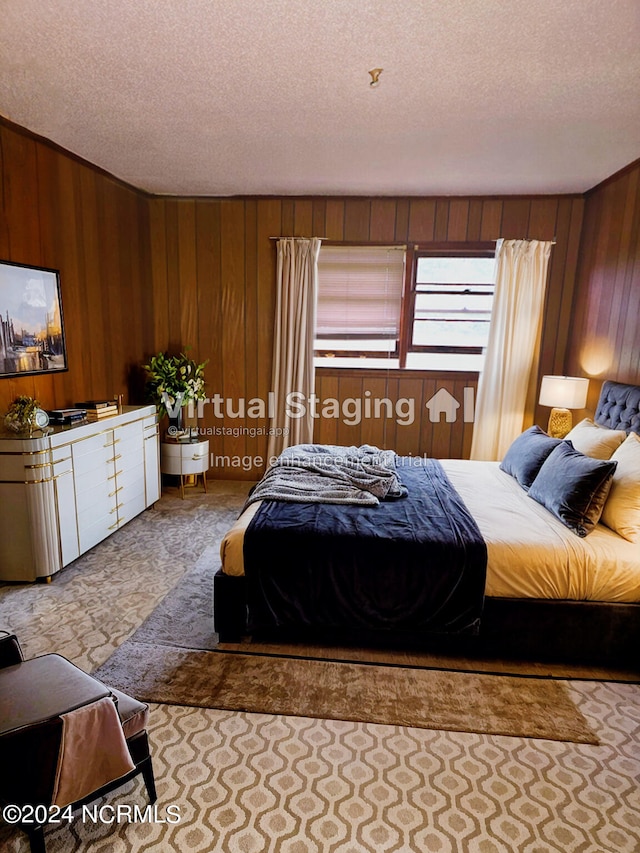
[79,515,113,554]
[115,459,144,491]
[71,429,117,461]
[113,421,143,460]
[115,420,144,443]
[116,464,145,507]
[73,442,119,479]
[74,462,115,499]
[77,489,115,531]
[118,490,147,525]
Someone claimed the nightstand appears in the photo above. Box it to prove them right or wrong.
[160,439,209,498]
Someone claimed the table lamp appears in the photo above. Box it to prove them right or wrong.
[538,375,589,438]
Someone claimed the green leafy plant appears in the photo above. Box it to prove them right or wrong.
[143,351,208,418]
[4,395,40,433]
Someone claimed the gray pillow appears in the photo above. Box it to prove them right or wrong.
[499,425,562,490]
[528,441,617,537]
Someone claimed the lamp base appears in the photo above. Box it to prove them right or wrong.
[547,408,572,438]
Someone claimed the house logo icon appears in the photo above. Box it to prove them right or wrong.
[425,388,475,423]
[425,388,459,422]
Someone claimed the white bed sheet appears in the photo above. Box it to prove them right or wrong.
[442,460,640,601]
[220,460,640,603]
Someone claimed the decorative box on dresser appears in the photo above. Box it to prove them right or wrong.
[0,405,159,581]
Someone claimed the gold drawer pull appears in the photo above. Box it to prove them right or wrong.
[108,486,123,497]
[107,453,122,463]
[49,455,72,466]
[107,469,124,481]
[52,469,73,480]
[109,502,124,514]
[103,438,121,447]
[108,519,122,531]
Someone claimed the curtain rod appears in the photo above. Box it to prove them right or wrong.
[270,236,557,244]
[493,238,557,244]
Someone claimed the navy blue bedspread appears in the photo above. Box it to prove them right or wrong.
[243,458,487,636]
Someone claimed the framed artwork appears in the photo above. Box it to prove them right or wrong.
[0,259,68,378]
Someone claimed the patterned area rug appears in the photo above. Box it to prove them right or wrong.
[94,546,598,744]
[2,489,639,853]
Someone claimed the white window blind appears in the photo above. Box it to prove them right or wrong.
[316,246,406,338]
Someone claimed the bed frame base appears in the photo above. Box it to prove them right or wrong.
[213,569,640,667]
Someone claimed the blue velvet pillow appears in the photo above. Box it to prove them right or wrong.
[499,425,563,490]
[528,441,618,537]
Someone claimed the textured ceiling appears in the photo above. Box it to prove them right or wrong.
[1,0,639,197]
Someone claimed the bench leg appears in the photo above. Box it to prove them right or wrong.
[141,755,157,804]
[25,825,46,853]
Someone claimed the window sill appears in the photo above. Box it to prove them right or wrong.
[314,353,485,372]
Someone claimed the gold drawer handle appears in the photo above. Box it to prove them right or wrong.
[107,469,124,481]
[108,519,122,531]
[107,453,122,463]
[103,438,121,447]
[108,486,123,497]
[109,502,124,514]
[52,469,73,480]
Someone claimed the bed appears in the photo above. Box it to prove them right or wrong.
[213,380,640,664]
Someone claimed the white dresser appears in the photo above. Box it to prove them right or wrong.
[0,405,159,581]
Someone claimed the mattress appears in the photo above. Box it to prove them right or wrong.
[220,460,640,603]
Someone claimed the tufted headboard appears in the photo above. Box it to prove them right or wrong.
[594,381,640,434]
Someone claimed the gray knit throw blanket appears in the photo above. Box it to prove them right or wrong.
[244,443,408,508]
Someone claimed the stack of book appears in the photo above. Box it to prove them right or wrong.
[164,429,198,443]
[48,407,87,426]
[75,400,119,421]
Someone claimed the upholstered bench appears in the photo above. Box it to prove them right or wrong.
[0,632,156,853]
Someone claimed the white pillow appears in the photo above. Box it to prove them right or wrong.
[600,432,640,542]
[564,418,627,460]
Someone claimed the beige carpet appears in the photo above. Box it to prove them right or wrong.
[94,641,598,743]
[2,488,639,853]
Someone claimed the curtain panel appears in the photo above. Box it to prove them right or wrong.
[471,239,553,461]
[267,237,322,461]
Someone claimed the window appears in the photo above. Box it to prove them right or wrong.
[406,250,496,371]
[314,243,496,371]
[315,246,406,367]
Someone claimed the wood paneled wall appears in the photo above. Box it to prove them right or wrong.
[314,369,478,460]
[147,194,584,477]
[1,117,607,479]
[566,159,640,414]
[0,119,152,414]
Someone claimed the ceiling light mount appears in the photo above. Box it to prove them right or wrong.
[368,68,383,88]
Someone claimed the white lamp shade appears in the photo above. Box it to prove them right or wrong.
[539,375,589,409]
